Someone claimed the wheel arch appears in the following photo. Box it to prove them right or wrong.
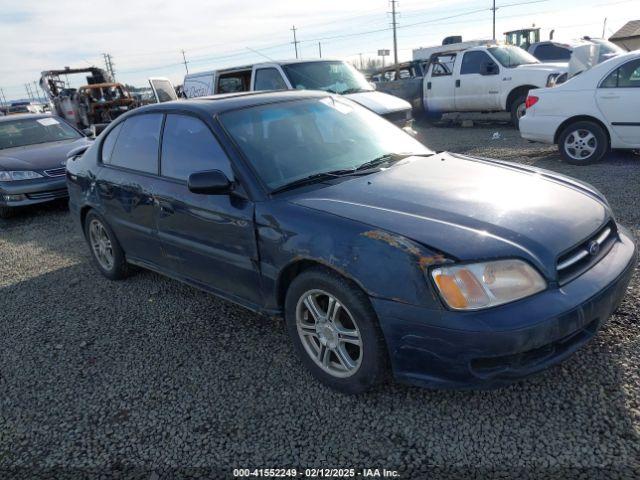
[553,115,611,146]
[505,85,537,111]
[276,258,371,310]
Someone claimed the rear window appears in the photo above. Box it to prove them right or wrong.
[107,114,163,173]
[533,44,571,61]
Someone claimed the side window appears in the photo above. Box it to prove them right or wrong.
[109,114,163,173]
[160,114,233,181]
[534,44,571,61]
[101,123,123,163]
[254,68,287,91]
[460,51,492,75]
[600,59,640,88]
[217,71,251,93]
[431,54,456,76]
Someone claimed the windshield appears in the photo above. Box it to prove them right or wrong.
[488,46,539,67]
[0,117,81,150]
[282,61,373,94]
[219,97,432,191]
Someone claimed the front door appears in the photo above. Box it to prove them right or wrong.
[154,113,262,305]
[424,53,457,112]
[596,58,640,146]
[455,50,501,111]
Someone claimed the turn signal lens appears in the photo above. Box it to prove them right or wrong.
[431,259,546,311]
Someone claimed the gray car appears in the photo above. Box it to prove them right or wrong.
[0,114,92,218]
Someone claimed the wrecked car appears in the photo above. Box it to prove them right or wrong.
[67,91,636,393]
[40,67,135,131]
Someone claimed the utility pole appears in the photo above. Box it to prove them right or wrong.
[318,42,322,58]
[181,49,189,74]
[390,0,399,76]
[291,25,300,59]
[602,17,607,38]
[492,0,497,41]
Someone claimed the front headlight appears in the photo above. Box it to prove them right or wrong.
[431,259,546,310]
[0,170,44,181]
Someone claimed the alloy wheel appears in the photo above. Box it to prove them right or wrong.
[88,218,114,271]
[564,129,597,160]
[295,289,363,378]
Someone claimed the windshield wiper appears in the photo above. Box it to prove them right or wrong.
[270,169,357,194]
[341,87,373,94]
[354,152,433,171]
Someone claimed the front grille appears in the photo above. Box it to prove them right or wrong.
[556,221,617,284]
[383,110,410,125]
[43,167,66,177]
[25,188,68,200]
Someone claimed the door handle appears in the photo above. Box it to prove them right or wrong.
[600,95,620,99]
[157,200,174,215]
[455,79,461,88]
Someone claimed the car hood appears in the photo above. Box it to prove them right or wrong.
[0,137,91,171]
[516,62,568,73]
[344,90,412,114]
[289,152,609,279]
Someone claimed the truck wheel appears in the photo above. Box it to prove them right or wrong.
[510,95,527,129]
[558,121,608,165]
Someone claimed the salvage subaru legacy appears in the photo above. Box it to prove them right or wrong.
[66,90,636,393]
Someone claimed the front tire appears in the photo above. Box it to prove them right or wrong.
[558,121,608,165]
[84,210,130,280]
[284,267,388,394]
[510,94,527,129]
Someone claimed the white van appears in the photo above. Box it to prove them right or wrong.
[183,60,413,127]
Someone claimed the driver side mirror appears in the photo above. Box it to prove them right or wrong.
[188,170,233,195]
[480,61,499,75]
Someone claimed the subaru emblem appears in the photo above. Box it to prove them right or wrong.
[588,241,600,256]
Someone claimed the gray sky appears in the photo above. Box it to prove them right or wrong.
[0,0,635,100]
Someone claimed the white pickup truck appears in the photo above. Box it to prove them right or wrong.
[182,59,413,127]
[417,44,567,126]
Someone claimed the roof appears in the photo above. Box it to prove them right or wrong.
[136,90,332,115]
[610,20,640,40]
[187,59,345,77]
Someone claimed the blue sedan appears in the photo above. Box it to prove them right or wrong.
[66,90,637,393]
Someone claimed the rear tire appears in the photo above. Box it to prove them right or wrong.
[558,121,608,165]
[510,94,527,129]
[84,210,131,280]
[284,267,388,394]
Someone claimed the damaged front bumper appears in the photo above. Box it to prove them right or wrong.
[372,225,637,389]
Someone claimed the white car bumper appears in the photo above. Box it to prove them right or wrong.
[519,114,565,144]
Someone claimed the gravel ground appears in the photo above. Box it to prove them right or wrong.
[1,122,639,479]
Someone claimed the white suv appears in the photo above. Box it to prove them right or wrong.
[520,52,640,164]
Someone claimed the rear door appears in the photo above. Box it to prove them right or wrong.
[596,58,640,146]
[96,113,165,267]
[154,112,262,304]
[455,50,501,111]
[424,53,457,112]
